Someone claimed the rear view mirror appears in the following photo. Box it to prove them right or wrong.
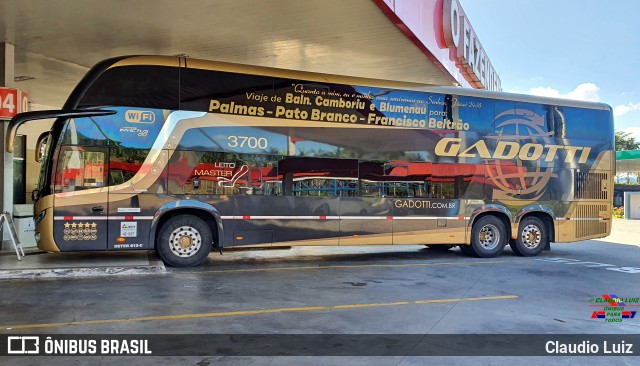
[35,132,49,163]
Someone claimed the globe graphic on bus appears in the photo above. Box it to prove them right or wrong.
[485,109,557,199]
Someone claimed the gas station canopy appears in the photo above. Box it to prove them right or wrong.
[616,150,640,173]
[0,0,503,218]
[1,0,480,110]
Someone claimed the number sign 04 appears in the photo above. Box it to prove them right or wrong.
[0,88,29,119]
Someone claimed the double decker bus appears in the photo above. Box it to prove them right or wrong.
[7,56,614,267]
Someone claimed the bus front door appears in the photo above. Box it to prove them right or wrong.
[52,146,109,251]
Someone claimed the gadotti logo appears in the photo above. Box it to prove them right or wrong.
[434,109,591,199]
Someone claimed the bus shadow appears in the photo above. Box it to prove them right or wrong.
[195,245,523,271]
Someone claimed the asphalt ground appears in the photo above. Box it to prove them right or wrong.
[1,220,639,365]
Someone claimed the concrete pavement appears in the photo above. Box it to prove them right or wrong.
[0,220,639,365]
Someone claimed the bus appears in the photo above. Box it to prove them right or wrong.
[6,56,614,267]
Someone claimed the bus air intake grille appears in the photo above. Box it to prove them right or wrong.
[574,172,608,200]
[575,204,608,239]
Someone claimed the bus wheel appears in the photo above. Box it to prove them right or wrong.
[510,217,547,257]
[470,216,507,258]
[157,215,213,267]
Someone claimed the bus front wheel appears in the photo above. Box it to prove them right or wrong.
[470,216,508,258]
[157,214,213,267]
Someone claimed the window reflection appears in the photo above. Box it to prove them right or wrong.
[278,157,358,197]
[169,151,282,196]
[431,163,476,199]
[52,143,487,200]
[174,124,450,165]
[109,147,149,186]
[360,161,430,198]
[169,153,366,197]
[360,160,481,199]
[164,150,490,199]
[61,118,111,146]
[54,147,107,193]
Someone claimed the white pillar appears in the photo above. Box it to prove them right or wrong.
[0,43,14,87]
[624,192,640,220]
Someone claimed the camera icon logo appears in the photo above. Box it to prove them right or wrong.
[7,336,40,354]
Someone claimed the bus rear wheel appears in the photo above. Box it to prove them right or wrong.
[509,217,547,257]
[470,216,508,258]
[157,214,213,267]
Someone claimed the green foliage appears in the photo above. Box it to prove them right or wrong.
[615,131,640,151]
[612,206,624,219]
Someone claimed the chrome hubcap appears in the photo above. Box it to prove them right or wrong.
[169,226,202,257]
[521,225,542,248]
[478,224,500,250]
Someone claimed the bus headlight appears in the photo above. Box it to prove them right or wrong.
[34,210,46,225]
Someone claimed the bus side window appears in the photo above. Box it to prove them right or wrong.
[54,147,107,193]
[278,157,358,197]
[108,147,149,187]
[360,160,432,198]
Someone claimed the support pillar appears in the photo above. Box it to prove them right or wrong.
[1,42,15,246]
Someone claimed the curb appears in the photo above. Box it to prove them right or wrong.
[0,253,167,280]
[0,264,167,280]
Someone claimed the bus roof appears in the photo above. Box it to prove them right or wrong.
[100,55,612,112]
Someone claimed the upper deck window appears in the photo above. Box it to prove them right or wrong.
[77,66,179,109]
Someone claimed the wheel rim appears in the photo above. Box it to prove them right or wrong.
[478,224,500,250]
[521,224,542,249]
[169,226,202,257]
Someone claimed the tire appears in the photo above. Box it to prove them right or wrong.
[509,216,547,257]
[458,244,477,257]
[157,214,213,267]
[470,216,508,258]
[427,245,456,251]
